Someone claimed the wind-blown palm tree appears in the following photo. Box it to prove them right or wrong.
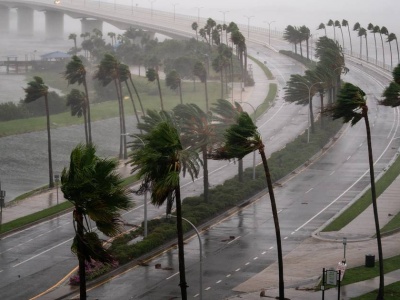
[24,76,54,188]
[380,26,389,68]
[317,23,327,36]
[334,20,344,48]
[68,33,78,54]
[387,33,399,69]
[129,121,201,300]
[327,19,335,40]
[358,27,367,60]
[166,69,183,104]
[299,25,311,60]
[66,89,89,144]
[368,24,378,64]
[146,67,164,111]
[61,143,131,300]
[342,19,352,55]
[208,112,285,300]
[193,61,209,111]
[353,21,361,55]
[330,82,384,300]
[64,55,92,143]
[192,22,199,42]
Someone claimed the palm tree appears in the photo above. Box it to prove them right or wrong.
[327,19,335,40]
[64,55,92,143]
[146,67,164,110]
[61,143,131,300]
[342,19,352,55]
[380,26,389,67]
[107,32,116,46]
[330,82,384,300]
[283,25,299,54]
[66,89,89,144]
[381,64,400,107]
[192,22,199,42]
[166,69,183,104]
[94,54,127,159]
[68,33,78,54]
[193,61,209,112]
[357,27,367,60]
[368,24,378,64]
[334,20,344,49]
[24,76,54,188]
[317,23,327,36]
[174,103,216,202]
[387,33,399,69]
[353,22,361,56]
[212,45,231,98]
[129,121,201,300]
[208,112,285,300]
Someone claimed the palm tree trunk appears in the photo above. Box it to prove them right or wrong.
[125,82,142,132]
[76,211,87,300]
[360,36,363,59]
[373,34,378,64]
[118,79,128,159]
[129,75,145,116]
[299,41,303,57]
[204,78,209,112]
[340,28,345,50]
[363,108,384,300]
[175,186,188,300]
[156,74,164,111]
[306,38,309,60]
[379,33,386,67]
[178,82,183,105]
[309,96,315,133]
[319,92,324,128]
[396,39,400,64]
[347,27,352,55]
[202,146,209,202]
[365,36,369,62]
[259,147,284,300]
[82,104,89,145]
[220,66,224,99]
[83,80,92,144]
[389,42,393,69]
[238,158,243,182]
[44,95,54,188]
[114,79,124,159]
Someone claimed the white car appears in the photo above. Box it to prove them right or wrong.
[54,0,61,4]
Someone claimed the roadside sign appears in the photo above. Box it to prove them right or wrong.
[326,269,336,285]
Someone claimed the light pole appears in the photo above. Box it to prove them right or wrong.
[294,81,323,143]
[172,3,178,22]
[167,214,203,300]
[123,133,148,238]
[342,237,347,264]
[149,0,156,19]
[264,20,275,45]
[219,10,229,24]
[0,182,5,223]
[195,7,203,24]
[54,174,60,205]
[244,15,254,39]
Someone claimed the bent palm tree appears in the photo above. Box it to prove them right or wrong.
[334,20,344,49]
[317,23,326,36]
[24,76,54,188]
[61,144,131,300]
[66,89,89,144]
[330,82,384,300]
[166,69,183,104]
[129,121,201,300]
[368,24,378,64]
[327,19,335,40]
[342,19,352,54]
[380,26,389,67]
[208,112,285,300]
[146,67,164,111]
[387,33,399,69]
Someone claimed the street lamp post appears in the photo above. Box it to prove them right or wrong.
[294,81,323,143]
[219,10,229,44]
[123,133,148,238]
[195,7,203,24]
[0,181,5,223]
[167,214,203,300]
[342,237,347,264]
[149,0,156,19]
[244,15,254,39]
[172,3,178,22]
[264,20,275,45]
[54,174,60,205]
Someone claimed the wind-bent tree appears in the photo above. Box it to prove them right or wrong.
[166,69,183,104]
[387,33,399,69]
[68,33,79,54]
[342,19,352,55]
[208,112,285,300]
[129,121,201,300]
[24,76,54,188]
[299,25,311,60]
[66,89,89,144]
[327,19,335,40]
[174,103,215,202]
[380,26,389,68]
[94,54,127,159]
[283,25,299,54]
[107,32,116,46]
[330,82,384,300]
[193,61,209,111]
[192,22,199,42]
[358,27,367,60]
[61,144,131,300]
[64,55,92,143]
[381,64,400,107]
[335,20,344,49]
[368,24,379,64]
[353,22,361,55]
[146,67,164,111]
[317,23,327,36]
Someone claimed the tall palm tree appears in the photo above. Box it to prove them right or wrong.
[387,33,399,69]
[61,143,131,300]
[146,67,164,111]
[94,54,127,159]
[381,64,400,107]
[66,89,89,144]
[368,24,378,64]
[299,25,311,60]
[208,112,285,300]
[174,103,216,202]
[327,19,335,40]
[68,33,78,54]
[357,27,367,60]
[330,82,384,300]
[334,20,344,49]
[353,21,361,56]
[166,69,183,104]
[380,26,389,67]
[193,61,209,112]
[342,19,352,55]
[317,23,327,36]
[129,121,201,300]
[24,76,54,188]
[107,32,116,46]
[64,55,92,144]
[191,22,199,42]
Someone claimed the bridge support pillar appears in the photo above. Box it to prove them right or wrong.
[0,5,10,34]
[81,18,103,35]
[45,10,64,39]
[17,6,34,36]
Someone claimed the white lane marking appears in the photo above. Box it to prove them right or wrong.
[284,237,288,240]
[269,246,274,250]
[346,156,351,161]
[216,280,222,284]
[329,171,335,176]
[228,236,241,244]
[226,274,231,278]
[194,293,199,297]
[278,210,283,213]
[235,268,241,272]
[305,188,313,194]
[166,272,179,280]
[245,262,250,265]
[261,251,266,255]
[359,143,363,147]
[205,287,211,291]
[13,238,72,267]
[253,257,258,260]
